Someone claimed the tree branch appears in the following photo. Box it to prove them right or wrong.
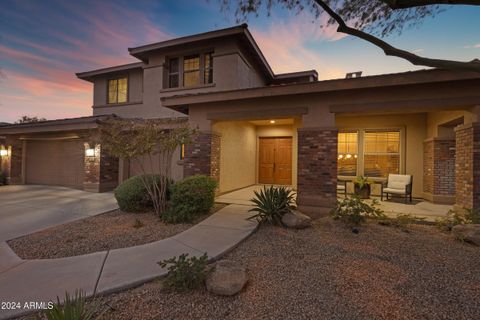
[314,0,480,72]
[381,0,480,9]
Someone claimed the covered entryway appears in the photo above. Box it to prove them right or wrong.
[25,139,85,189]
[258,137,292,185]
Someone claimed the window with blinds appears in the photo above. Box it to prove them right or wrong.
[338,131,358,176]
[364,130,400,178]
[108,77,127,104]
[183,55,200,87]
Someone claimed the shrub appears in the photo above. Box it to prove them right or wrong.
[436,208,480,230]
[114,174,172,213]
[44,290,101,320]
[162,175,217,224]
[330,196,385,226]
[158,253,210,291]
[248,185,296,225]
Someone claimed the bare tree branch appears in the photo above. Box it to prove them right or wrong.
[381,0,480,9]
[315,0,480,72]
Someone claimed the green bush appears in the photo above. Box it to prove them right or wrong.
[114,174,172,213]
[158,253,210,292]
[248,185,296,225]
[44,290,101,320]
[162,175,217,223]
[330,196,385,226]
[436,207,480,230]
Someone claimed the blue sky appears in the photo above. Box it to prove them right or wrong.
[0,0,479,123]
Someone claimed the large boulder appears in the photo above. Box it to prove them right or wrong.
[282,210,312,229]
[452,224,480,245]
[206,260,248,296]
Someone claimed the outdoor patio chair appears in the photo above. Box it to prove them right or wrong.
[381,174,413,203]
[337,179,347,197]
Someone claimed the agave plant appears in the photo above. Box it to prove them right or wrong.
[44,290,102,320]
[248,185,296,225]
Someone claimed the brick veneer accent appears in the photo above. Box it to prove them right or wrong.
[83,143,119,192]
[183,131,221,182]
[455,123,480,210]
[5,136,23,184]
[423,138,455,203]
[297,127,338,215]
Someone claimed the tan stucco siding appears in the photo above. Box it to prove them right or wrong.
[336,114,427,198]
[128,146,184,182]
[212,121,257,193]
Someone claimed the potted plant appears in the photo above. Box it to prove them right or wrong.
[353,176,373,199]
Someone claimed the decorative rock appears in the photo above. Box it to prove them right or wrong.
[282,210,312,229]
[452,224,480,245]
[206,260,248,296]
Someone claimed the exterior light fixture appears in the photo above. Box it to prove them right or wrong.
[0,149,8,157]
[85,148,95,157]
[269,120,275,124]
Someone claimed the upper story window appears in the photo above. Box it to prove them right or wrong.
[183,55,200,87]
[108,77,127,104]
[167,52,214,89]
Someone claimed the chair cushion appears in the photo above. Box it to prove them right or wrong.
[387,174,411,190]
[383,187,406,195]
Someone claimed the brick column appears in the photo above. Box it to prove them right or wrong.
[83,143,119,192]
[297,127,338,216]
[4,136,23,184]
[455,123,480,210]
[183,131,221,182]
[423,138,455,204]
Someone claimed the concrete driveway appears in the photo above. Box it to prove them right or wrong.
[0,185,118,241]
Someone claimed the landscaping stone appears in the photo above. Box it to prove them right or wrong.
[206,260,248,296]
[282,210,312,229]
[452,224,480,245]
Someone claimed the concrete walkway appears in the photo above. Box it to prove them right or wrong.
[0,204,257,320]
[0,185,118,241]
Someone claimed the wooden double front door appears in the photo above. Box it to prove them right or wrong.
[258,137,292,185]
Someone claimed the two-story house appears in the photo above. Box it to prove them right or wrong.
[1,24,480,215]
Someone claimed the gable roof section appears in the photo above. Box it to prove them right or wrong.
[76,62,144,82]
[129,24,274,80]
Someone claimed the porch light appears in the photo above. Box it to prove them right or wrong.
[269,120,275,124]
[85,148,95,157]
[0,149,8,157]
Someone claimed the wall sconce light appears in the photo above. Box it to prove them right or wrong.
[0,149,8,157]
[85,148,95,157]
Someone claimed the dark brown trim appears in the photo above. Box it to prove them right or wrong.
[206,107,308,121]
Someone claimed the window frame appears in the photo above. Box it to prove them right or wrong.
[183,54,201,87]
[107,76,129,104]
[337,127,405,181]
[168,58,180,88]
[165,51,214,89]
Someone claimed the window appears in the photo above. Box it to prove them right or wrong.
[204,52,213,84]
[108,77,127,104]
[337,129,402,178]
[168,58,179,88]
[183,54,200,87]
[364,130,400,178]
[338,132,358,176]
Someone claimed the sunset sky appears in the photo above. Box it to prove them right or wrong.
[0,0,479,123]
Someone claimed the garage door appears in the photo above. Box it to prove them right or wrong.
[25,139,85,189]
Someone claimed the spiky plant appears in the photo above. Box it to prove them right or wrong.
[44,290,100,320]
[248,186,296,225]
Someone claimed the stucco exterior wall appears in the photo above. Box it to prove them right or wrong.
[128,146,184,182]
[212,121,257,193]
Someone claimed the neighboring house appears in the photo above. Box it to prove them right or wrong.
[1,24,480,214]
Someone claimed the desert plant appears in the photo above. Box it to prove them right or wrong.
[44,290,100,320]
[248,185,296,225]
[162,175,217,224]
[114,174,172,213]
[158,253,210,292]
[353,176,373,199]
[330,196,385,226]
[436,208,480,231]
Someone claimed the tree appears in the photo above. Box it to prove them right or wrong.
[98,118,197,217]
[15,115,47,123]
[219,0,480,72]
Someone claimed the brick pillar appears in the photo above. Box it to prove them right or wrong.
[423,138,455,204]
[0,145,12,184]
[183,131,221,182]
[455,123,480,210]
[83,143,119,192]
[297,127,338,216]
[4,136,23,184]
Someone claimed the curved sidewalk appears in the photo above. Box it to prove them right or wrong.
[0,204,257,320]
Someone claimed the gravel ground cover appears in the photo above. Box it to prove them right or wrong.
[86,218,480,320]
[8,204,226,260]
